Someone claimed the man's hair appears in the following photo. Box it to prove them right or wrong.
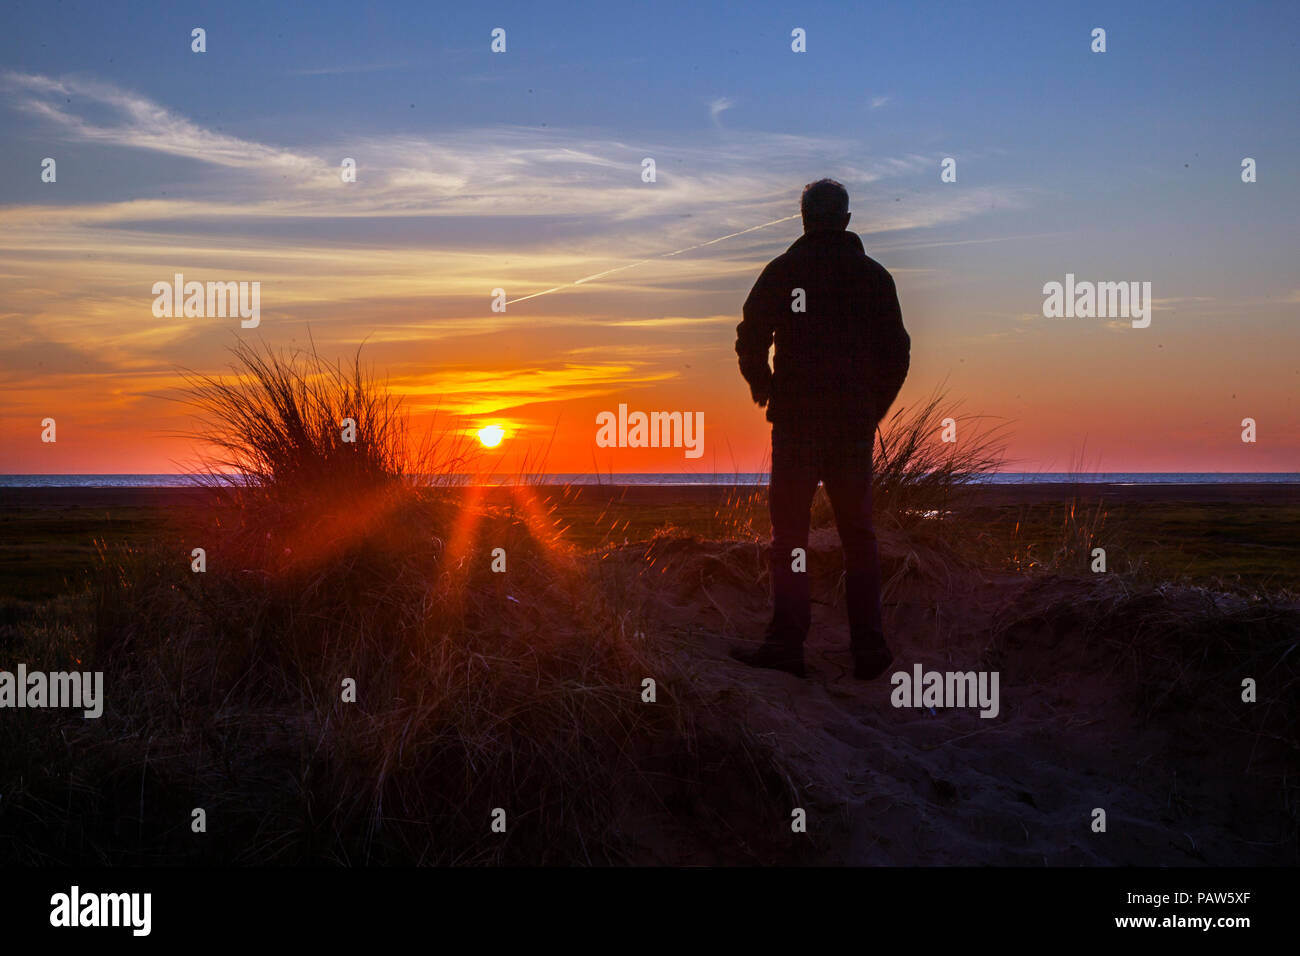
[801,178,849,228]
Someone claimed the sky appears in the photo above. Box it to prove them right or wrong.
[1,0,1297,475]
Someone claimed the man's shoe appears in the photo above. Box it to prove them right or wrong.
[853,646,893,680]
[730,642,806,678]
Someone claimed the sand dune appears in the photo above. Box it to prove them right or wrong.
[610,527,1298,865]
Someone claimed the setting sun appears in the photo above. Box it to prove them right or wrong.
[477,424,506,448]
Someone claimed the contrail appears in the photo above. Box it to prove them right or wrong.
[505,214,801,306]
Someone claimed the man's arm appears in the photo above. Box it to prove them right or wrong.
[736,262,781,407]
[871,273,910,424]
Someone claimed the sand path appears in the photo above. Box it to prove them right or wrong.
[616,529,1295,865]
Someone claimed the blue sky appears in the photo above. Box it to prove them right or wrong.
[1,0,1297,472]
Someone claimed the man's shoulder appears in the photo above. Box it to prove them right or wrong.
[754,249,794,286]
[861,253,894,284]
[760,232,894,284]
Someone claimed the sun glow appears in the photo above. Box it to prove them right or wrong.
[477,424,506,448]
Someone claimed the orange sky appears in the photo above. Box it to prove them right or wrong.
[2,64,1297,475]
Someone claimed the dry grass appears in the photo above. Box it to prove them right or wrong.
[1004,495,1114,575]
[806,386,1008,537]
[871,387,1008,525]
[1,343,805,865]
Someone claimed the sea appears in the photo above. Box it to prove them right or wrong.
[2,473,1298,488]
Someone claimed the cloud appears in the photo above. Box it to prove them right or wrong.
[0,70,1028,414]
[3,71,322,176]
[870,95,890,110]
[2,72,1015,245]
[708,96,735,126]
[391,363,677,417]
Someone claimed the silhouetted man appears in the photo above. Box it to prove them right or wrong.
[732,179,910,679]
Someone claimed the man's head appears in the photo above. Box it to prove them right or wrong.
[801,178,851,233]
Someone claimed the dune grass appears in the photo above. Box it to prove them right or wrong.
[1,342,809,865]
[804,387,1008,533]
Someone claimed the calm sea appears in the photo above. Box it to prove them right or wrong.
[2,473,1299,488]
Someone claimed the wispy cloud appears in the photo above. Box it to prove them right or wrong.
[3,72,1013,239]
[3,71,322,175]
[708,96,734,126]
[391,363,677,417]
[0,70,1028,449]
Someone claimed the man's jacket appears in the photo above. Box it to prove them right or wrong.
[736,229,910,430]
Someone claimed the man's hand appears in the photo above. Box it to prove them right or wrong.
[737,264,778,415]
